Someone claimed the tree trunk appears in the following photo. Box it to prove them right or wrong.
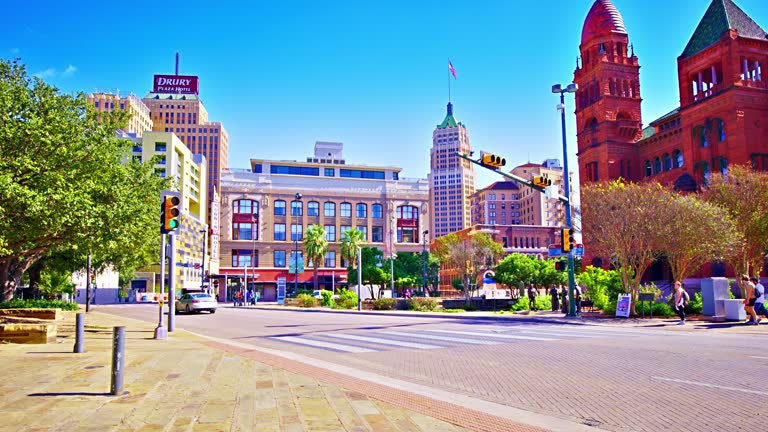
[28,261,44,299]
[313,266,318,292]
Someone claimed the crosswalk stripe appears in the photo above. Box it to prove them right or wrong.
[428,329,557,341]
[517,330,601,338]
[325,333,440,349]
[381,331,502,345]
[271,336,375,353]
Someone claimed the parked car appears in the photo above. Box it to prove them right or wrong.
[176,293,217,314]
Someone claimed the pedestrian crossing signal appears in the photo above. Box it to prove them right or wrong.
[480,152,506,169]
[555,261,566,271]
[161,195,181,233]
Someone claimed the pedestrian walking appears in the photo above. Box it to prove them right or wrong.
[573,284,582,313]
[750,277,764,325]
[742,275,759,325]
[550,285,559,311]
[405,289,411,300]
[560,285,569,314]
[673,281,689,325]
[527,285,537,311]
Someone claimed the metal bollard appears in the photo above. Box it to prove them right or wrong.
[110,326,125,396]
[73,313,85,353]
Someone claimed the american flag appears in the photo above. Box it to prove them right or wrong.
[448,61,457,79]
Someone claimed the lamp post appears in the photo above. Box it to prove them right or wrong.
[390,214,395,297]
[293,192,302,295]
[422,230,429,295]
[200,229,207,293]
[552,82,579,317]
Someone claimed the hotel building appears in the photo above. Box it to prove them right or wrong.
[88,93,152,137]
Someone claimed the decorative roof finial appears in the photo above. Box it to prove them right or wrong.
[630,43,635,57]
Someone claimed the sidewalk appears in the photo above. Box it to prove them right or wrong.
[0,310,547,432]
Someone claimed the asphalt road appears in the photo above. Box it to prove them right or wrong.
[100,304,768,432]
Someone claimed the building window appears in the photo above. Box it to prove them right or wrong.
[357,226,367,241]
[717,120,726,142]
[324,251,336,268]
[291,224,303,241]
[274,224,286,241]
[307,201,319,216]
[356,203,367,218]
[371,226,384,242]
[274,251,286,267]
[324,202,336,217]
[340,226,351,239]
[339,169,385,179]
[274,200,286,216]
[653,157,662,174]
[393,172,399,180]
[663,154,672,171]
[291,200,303,216]
[231,250,255,267]
[489,194,496,200]
[397,227,417,243]
[397,205,418,220]
[340,202,352,217]
[673,150,684,168]
[155,143,166,152]
[324,225,336,242]
[324,168,335,176]
[644,160,652,177]
[372,204,383,218]
[232,199,258,240]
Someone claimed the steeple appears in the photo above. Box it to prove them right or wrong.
[681,0,768,59]
[437,102,463,129]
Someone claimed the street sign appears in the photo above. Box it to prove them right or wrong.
[548,245,563,257]
[194,263,200,270]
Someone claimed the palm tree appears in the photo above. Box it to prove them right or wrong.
[303,224,328,292]
[340,227,364,278]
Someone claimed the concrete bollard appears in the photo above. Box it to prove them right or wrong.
[73,313,85,353]
[110,326,125,396]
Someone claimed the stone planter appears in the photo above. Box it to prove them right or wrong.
[0,308,62,320]
[0,324,57,344]
[723,299,746,321]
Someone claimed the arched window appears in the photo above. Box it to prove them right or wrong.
[720,157,728,175]
[274,200,286,216]
[396,205,419,244]
[324,201,335,217]
[623,80,629,97]
[663,153,672,171]
[291,200,303,216]
[232,199,258,240]
[653,157,662,174]
[372,204,383,218]
[644,160,652,177]
[340,202,352,217]
[717,119,726,141]
[356,203,367,218]
[673,150,684,168]
[307,201,319,216]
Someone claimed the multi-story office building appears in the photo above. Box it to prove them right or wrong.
[471,181,522,226]
[131,132,209,292]
[510,160,568,228]
[429,102,475,239]
[88,93,152,137]
[217,142,429,301]
[142,74,229,203]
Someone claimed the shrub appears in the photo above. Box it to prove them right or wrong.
[637,301,676,317]
[0,298,79,311]
[578,266,621,310]
[403,298,438,311]
[685,292,703,315]
[638,282,662,301]
[508,295,551,312]
[320,290,335,307]
[461,304,477,312]
[372,298,396,310]
[296,294,318,308]
[509,298,529,312]
[334,289,358,309]
[602,300,617,315]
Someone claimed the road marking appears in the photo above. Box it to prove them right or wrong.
[518,330,601,338]
[271,336,375,353]
[651,377,768,397]
[750,356,768,360]
[381,331,502,345]
[325,333,440,349]
[428,329,556,341]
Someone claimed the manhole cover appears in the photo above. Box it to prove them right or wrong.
[583,419,602,427]
[166,373,180,379]
[84,365,104,370]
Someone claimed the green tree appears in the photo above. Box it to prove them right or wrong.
[494,253,537,296]
[433,232,504,304]
[347,247,386,299]
[577,266,621,310]
[38,269,75,300]
[0,59,168,301]
[700,165,768,296]
[340,227,364,292]
[303,224,328,292]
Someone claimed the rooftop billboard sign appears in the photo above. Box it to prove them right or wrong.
[153,74,199,94]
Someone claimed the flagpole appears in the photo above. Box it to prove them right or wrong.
[448,58,451,102]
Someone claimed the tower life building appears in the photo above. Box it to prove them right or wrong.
[142,74,229,203]
[428,102,476,238]
[574,0,642,184]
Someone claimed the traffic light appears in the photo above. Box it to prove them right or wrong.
[532,174,552,188]
[555,261,566,271]
[480,152,506,169]
[561,227,574,252]
[161,195,181,233]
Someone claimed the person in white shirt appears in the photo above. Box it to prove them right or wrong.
[751,277,764,325]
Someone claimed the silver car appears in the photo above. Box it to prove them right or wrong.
[176,293,217,314]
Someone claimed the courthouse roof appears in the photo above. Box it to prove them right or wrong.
[581,0,627,45]
[681,0,768,59]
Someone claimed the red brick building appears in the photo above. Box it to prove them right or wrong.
[575,0,768,274]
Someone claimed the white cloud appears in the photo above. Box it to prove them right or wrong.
[62,65,77,77]
[34,68,57,79]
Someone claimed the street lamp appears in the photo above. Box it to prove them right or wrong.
[293,192,302,295]
[552,82,579,317]
[200,229,207,293]
[390,214,395,297]
[422,230,429,295]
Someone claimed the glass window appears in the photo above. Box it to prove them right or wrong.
[270,165,320,176]
[340,202,352,217]
[339,169,385,179]
[663,154,672,171]
[653,157,662,174]
[324,168,335,176]
[232,223,255,240]
[644,161,652,177]
[274,251,286,267]
[397,227,417,243]
[231,250,253,267]
[356,203,367,218]
[324,251,336,268]
[324,202,336,217]
[357,226,367,241]
[393,172,399,180]
[673,150,684,168]
[291,200,303,216]
[372,226,383,242]
[274,200,286,216]
[340,226,351,240]
[372,204,383,218]
[274,224,286,241]
[307,201,319,216]
[291,224,303,241]
[324,225,336,242]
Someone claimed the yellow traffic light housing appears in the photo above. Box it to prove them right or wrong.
[532,175,552,188]
[161,195,181,233]
[561,227,574,252]
[480,152,506,170]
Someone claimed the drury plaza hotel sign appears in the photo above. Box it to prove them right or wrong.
[153,74,199,94]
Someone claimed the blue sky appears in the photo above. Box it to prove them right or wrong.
[4,0,767,189]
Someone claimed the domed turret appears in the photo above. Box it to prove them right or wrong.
[581,0,627,45]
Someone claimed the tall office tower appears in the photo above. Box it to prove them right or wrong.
[88,93,152,137]
[143,73,229,202]
[428,102,475,239]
